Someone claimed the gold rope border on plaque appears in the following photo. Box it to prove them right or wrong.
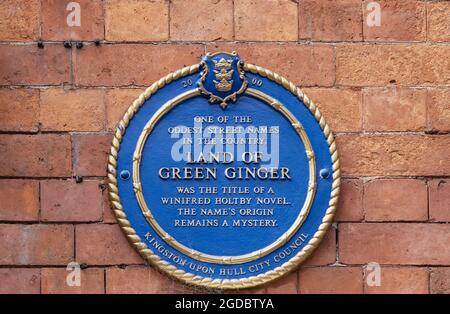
[107,62,340,289]
[132,88,316,265]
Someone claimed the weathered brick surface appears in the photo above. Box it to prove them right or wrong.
[428,179,450,222]
[0,224,74,265]
[265,271,298,294]
[299,0,362,41]
[209,43,335,87]
[427,2,450,43]
[364,179,428,221]
[364,267,429,294]
[105,88,144,130]
[363,88,427,132]
[235,0,298,41]
[0,0,39,41]
[0,180,39,221]
[40,89,105,132]
[41,268,104,294]
[102,191,117,223]
[340,223,450,265]
[0,45,71,85]
[304,228,336,266]
[74,44,203,86]
[0,268,40,294]
[106,266,190,294]
[427,89,450,132]
[73,133,112,176]
[430,268,450,294]
[171,0,233,41]
[336,135,450,177]
[0,134,72,177]
[299,267,363,294]
[0,89,39,132]
[105,0,168,41]
[362,0,426,41]
[336,45,450,86]
[303,88,362,132]
[76,224,144,265]
[41,0,104,41]
[335,179,364,222]
[40,180,103,222]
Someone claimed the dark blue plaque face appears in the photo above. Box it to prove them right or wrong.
[108,52,340,289]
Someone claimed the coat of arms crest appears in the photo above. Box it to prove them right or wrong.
[198,51,248,109]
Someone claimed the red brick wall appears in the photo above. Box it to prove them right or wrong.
[0,0,449,294]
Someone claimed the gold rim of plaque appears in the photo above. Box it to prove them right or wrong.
[107,62,341,289]
[132,88,316,265]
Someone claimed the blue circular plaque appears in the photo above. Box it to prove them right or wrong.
[108,52,340,289]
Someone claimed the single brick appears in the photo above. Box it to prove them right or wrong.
[41,0,104,41]
[106,266,189,294]
[0,0,39,41]
[364,179,428,222]
[0,45,70,85]
[0,224,74,265]
[235,0,298,41]
[76,224,144,265]
[335,179,364,222]
[362,0,426,41]
[336,135,450,177]
[171,0,233,41]
[0,134,72,177]
[40,89,105,132]
[41,180,103,222]
[74,44,203,86]
[363,88,427,132]
[73,133,112,176]
[0,89,39,132]
[427,89,450,133]
[299,267,363,294]
[299,0,362,41]
[304,228,336,266]
[427,2,450,43]
[105,88,144,130]
[339,223,450,265]
[336,45,450,86]
[105,0,168,41]
[364,267,428,294]
[303,88,362,132]
[0,180,39,221]
[41,268,104,294]
[430,268,450,294]
[0,268,40,293]
[265,271,298,294]
[429,180,450,222]
[208,43,335,87]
